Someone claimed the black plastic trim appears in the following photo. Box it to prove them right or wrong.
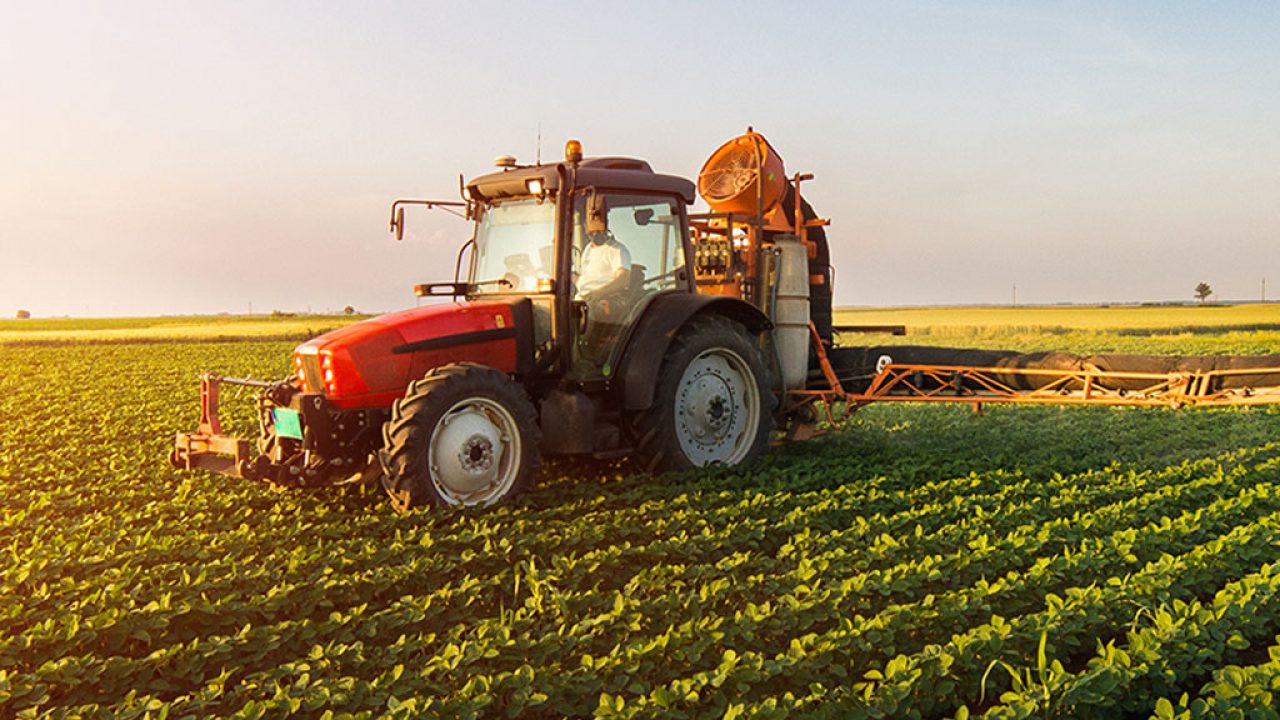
[511,298,536,376]
[392,327,517,355]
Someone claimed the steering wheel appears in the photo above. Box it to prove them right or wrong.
[581,275,629,317]
[641,268,682,289]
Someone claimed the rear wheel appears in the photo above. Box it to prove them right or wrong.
[379,363,540,511]
[629,315,776,472]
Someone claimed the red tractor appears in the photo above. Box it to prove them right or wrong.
[173,131,1280,510]
[173,133,824,510]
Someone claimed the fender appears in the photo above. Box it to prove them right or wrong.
[616,293,772,410]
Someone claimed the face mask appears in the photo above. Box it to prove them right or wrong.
[590,232,608,246]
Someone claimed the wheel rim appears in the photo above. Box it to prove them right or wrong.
[674,347,760,466]
[428,397,522,506]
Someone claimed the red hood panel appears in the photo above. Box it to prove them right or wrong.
[298,301,514,352]
[373,301,514,345]
[294,301,518,409]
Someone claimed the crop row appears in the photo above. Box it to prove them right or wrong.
[1150,633,1280,719]
[715,507,1280,719]
[7,451,1280,716]
[980,561,1280,718]
[6,432,1275,651]
[5,340,1280,717]
[9,434,1276,657]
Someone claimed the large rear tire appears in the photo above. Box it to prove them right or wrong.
[628,315,776,473]
[379,363,540,512]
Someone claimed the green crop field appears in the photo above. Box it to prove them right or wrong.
[0,314,372,345]
[4,306,1280,719]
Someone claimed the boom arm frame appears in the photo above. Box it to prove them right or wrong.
[788,324,1280,433]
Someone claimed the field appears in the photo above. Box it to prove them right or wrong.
[0,315,368,345]
[4,306,1280,718]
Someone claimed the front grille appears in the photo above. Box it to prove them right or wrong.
[300,353,324,394]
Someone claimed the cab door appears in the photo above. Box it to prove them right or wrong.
[569,192,689,379]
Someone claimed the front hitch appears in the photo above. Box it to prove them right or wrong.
[170,374,274,480]
[171,374,385,487]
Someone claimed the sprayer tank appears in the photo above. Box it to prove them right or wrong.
[774,234,811,390]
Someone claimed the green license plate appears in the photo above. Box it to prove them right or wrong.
[272,408,303,440]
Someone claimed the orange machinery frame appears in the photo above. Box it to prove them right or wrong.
[787,323,1280,439]
[685,141,1280,435]
[689,171,829,302]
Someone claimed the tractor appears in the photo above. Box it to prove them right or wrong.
[172,131,1280,510]
[173,132,827,510]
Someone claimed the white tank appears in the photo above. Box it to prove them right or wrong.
[774,234,811,390]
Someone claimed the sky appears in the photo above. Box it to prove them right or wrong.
[2,1,1277,317]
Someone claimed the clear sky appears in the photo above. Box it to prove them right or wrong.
[2,1,1277,316]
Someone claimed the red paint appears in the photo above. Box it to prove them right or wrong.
[294,301,517,410]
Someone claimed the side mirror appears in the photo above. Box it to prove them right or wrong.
[394,206,406,241]
[414,282,467,297]
[586,193,608,234]
[634,208,654,226]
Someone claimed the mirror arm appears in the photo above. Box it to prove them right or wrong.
[454,237,476,285]
[388,198,468,241]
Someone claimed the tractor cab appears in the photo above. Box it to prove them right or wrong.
[436,151,699,382]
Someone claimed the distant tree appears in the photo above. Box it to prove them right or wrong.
[1194,282,1213,304]
[15,309,30,320]
[343,305,356,315]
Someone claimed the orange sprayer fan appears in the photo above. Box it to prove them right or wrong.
[697,130,786,215]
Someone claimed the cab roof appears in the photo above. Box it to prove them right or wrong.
[466,157,696,204]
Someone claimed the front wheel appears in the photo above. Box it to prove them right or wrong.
[628,315,776,473]
[379,363,540,511]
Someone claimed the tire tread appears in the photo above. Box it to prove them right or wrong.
[380,363,540,512]
[627,314,776,474]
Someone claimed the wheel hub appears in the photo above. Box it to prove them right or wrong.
[674,349,759,466]
[459,434,494,472]
[684,374,734,441]
[429,401,517,502]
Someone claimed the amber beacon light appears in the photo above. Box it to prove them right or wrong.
[564,139,583,163]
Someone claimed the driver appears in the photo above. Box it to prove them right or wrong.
[576,228,631,297]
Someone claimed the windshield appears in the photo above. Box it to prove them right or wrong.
[470,198,556,294]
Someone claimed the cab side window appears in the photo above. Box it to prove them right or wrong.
[605,199,686,291]
[570,193,687,377]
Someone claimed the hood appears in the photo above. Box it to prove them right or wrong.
[293,300,522,409]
